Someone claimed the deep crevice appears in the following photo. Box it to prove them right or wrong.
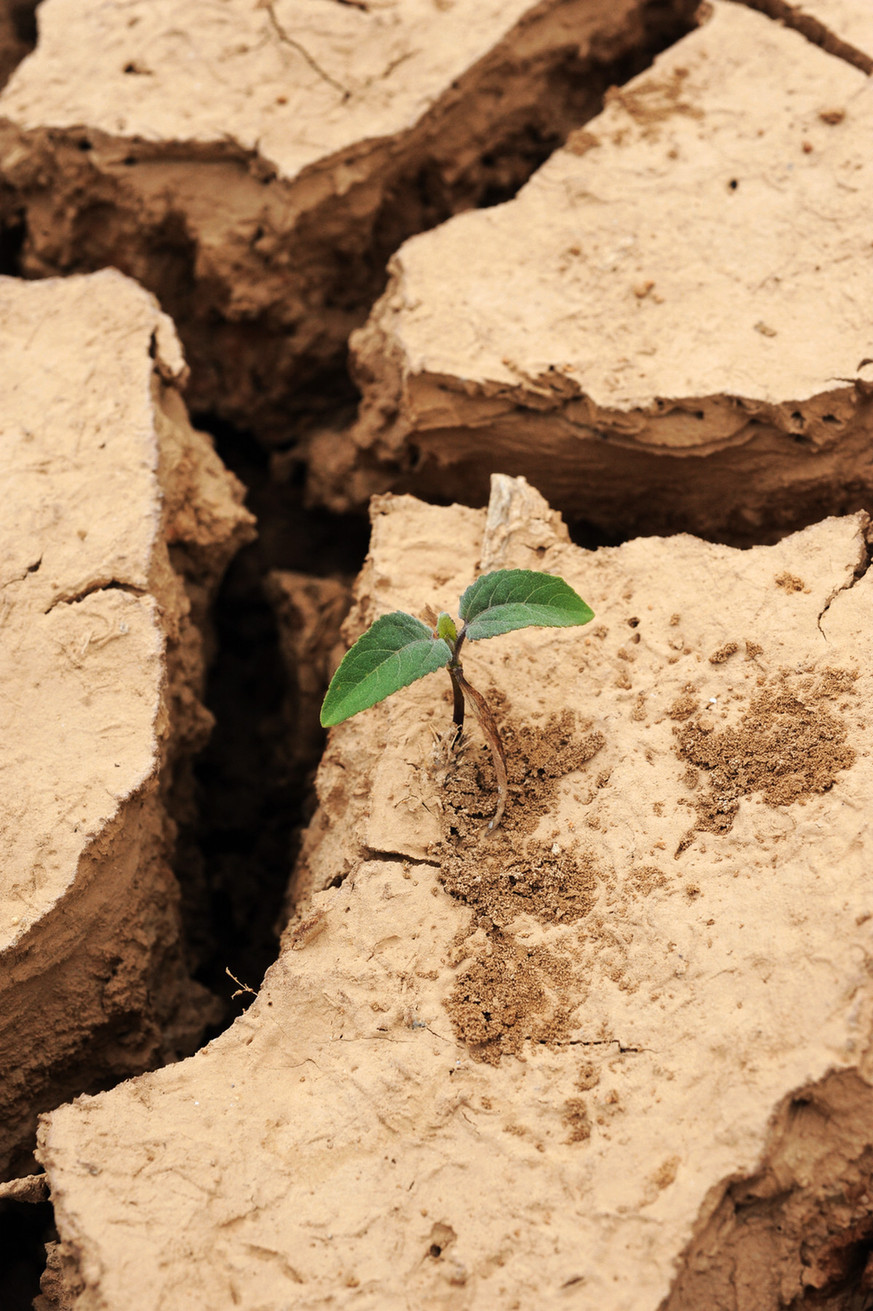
[176,417,368,1031]
[0,212,27,277]
[9,0,38,46]
[0,1196,55,1311]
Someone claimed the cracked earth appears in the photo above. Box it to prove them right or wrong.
[4,2,873,1310]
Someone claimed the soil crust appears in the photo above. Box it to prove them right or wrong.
[6,1,873,1304]
[33,478,873,1310]
[0,270,254,1181]
[311,0,873,544]
[0,0,696,439]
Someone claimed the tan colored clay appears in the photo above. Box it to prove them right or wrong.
[0,0,695,438]
[312,1,873,543]
[36,478,873,1309]
[0,270,254,1178]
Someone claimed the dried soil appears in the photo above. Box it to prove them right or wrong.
[320,0,873,543]
[0,270,254,1181]
[438,707,606,1062]
[0,0,697,438]
[6,0,873,1306]
[34,483,873,1310]
[436,663,860,1064]
[675,667,857,845]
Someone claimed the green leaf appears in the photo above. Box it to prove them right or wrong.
[320,611,452,727]
[458,569,594,642]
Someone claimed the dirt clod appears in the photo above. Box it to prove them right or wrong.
[439,707,605,1061]
[775,572,809,593]
[676,669,856,838]
[563,1097,592,1143]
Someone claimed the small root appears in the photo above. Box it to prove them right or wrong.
[453,669,508,833]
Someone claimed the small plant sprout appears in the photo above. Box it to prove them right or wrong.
[320,570,594,832]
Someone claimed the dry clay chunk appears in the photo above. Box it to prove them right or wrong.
[0,0,694,439]
[317,0,873,543]
[38,480,873,1310]
[0,270,253,1179]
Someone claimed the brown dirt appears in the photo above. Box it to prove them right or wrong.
[438,662,859,1063]
[675,667,857,846]
[314,1,873,545]
[438,706,605,1062]
[6,0,873,1307]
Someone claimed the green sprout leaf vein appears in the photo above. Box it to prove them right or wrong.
[320,611,452,727]
[458,569,594,641]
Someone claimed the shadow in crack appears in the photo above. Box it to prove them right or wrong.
[180,418,369,1028]
[0,1,39,93]
[662,1070,873,1311]
[0,1196,55,1311]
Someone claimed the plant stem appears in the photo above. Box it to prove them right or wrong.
[448,665,466,738]
[446,625,468,739]
[452,666,508,832]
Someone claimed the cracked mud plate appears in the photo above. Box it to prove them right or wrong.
[35,477,873,1310]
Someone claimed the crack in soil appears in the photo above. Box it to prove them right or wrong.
[0,556,42,589]
[261,0,352,100]
[817,521,873,636]
[740,0,873,75]
[42,578,148,614]
[360,848,437,866]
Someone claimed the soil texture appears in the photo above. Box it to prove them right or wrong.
[4,0,873,1307]
[0,270,254,1180]
[33,478,873,1310]
[314,0,873,544]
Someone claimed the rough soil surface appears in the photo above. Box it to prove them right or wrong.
[311,0,873,544]
[35,477,873,1310]
[0,270,254,1181]
[0,0,695,439]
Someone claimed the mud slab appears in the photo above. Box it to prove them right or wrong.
[36,477,873,1309]
[313,0,873,544]
[0,0,695,440]
[0,270,254,1180]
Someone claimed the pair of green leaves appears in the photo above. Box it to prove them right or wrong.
[320,569,594,728]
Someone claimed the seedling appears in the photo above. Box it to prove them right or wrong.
[320,569,594,831]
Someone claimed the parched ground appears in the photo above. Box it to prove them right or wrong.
[3,2,873,1309]
[35,482,873,1310]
